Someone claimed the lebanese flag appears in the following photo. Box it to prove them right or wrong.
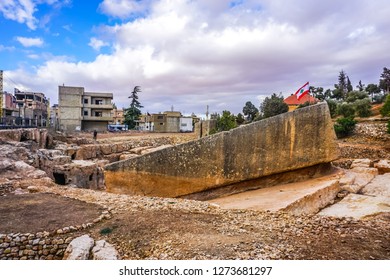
[294,82,310,100]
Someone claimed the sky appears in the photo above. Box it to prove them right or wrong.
[1,0,390,116]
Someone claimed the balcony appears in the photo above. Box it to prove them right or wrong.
[82,116,113,122]
[83,103,113,110]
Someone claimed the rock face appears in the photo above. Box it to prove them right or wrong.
[0,141,54,195]
[0,128,51,149]
[104,103,339,197]
[63,234,94,260]
[92,240,119,260]
[63,235,119,260]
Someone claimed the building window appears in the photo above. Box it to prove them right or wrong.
[160,123,164,125]
[84,98,88,104]
[83,110,88,116]
[157,116,164,120]
[95,100,103,105]
[95,111,103,117]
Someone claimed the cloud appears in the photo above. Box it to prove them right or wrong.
[0,0,37,29]
[0,44,16,52]
[4,0,390,115]
[0,0,71,30]
[16,36,44,47]
[88,37,110,51]
[98,0,150,19]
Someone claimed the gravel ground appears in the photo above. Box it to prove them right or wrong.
[29,184,390,260]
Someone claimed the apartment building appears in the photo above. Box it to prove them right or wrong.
[137,111,194,132]
[111,108,125,125]
[14,89,49,127]
[58,86,113,132]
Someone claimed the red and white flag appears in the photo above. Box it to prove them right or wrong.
[294,82,310,100]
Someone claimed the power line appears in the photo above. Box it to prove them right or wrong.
[3,72,23,90]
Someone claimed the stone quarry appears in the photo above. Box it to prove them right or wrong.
[1,103,390,260]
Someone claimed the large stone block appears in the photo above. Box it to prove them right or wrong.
[104,103,339,197]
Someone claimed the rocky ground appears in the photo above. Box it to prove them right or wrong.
[1,121,390,260]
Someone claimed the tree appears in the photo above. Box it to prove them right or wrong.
[337,103,355,118]
[380,94,390,117]
[236,113,245,125]
[260,93,289,119]
[326,99,338,118]
[379,67,390,93]
[347,76,353,93]
[346,91,368,103]
[366,83,380,96]
[211,110,237,133]
[334,117,357,138]
[242,101,259,122]
[124,86,143,129]
[310,86,330,101]
[333,70,348,100]
[354,98,372,118]
[356,80,365,91]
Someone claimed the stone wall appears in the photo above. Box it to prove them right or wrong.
[0,210,111,260]
[104,102,339,197]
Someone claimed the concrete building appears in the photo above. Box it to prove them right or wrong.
[58,86,113,132]
[137,111,194,132]
[14,89,49,127]
[1,91,18,126]
[111,108,125,125]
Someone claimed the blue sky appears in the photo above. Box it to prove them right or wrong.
[1,0,390,116]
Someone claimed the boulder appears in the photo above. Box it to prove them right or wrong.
[340,168,377,194]
[91,240,119,260]
[350,159,372,168]
[63,235,94,260]
[361,174,390,197]
[374,160,390,174]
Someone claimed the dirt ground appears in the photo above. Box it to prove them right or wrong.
[0,193,103,233]
[2,188,389,260]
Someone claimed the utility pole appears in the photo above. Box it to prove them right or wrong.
[0,70,3,120]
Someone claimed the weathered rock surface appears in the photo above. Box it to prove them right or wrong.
[319,193,390,219]
[63,234,94,260]
[0,128,51,149]
[92,240,119,260]
[104,103,339,198]
[63,235,118,260]
[361,174,390,197]
[0,141,54,195]
[374,160,390,174]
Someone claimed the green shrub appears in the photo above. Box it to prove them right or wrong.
[354,98,372,118]
[334,117,357,138]
[380,94,390,117]
[99,227,113,235]
[326,99,338,118]
[337,103,355,118]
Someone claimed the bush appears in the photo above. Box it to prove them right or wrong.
[346,91,368,103]
[337,103,355,118]
[326,99,338,118]
[334,117,357,138]
[380,94,390,117]
[354,98,372,118]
